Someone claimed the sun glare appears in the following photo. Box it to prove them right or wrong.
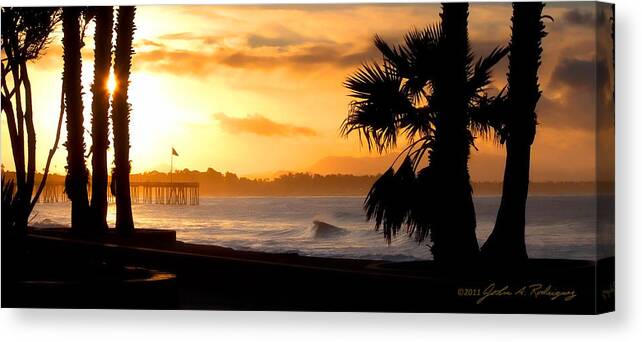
[107,71,117,94]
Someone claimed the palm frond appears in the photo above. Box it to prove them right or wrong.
[365,157,416,244]
[374,34,411,77]
[405,165,436,243]
[467,46,509,94]
[400,25,443,101]
[399,105,436,140]
[342,62,413,152]
[469,87,508,144]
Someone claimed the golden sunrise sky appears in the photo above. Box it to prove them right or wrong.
[1,2,612,181]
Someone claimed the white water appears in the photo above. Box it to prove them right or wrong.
[30,195,613,261]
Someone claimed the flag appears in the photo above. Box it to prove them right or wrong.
[172,147,179,157]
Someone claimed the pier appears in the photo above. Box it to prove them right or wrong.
[129,182,199,205]
[35,181,199,205]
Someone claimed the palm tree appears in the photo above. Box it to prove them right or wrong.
[89,7,114,232]
[62,7,91,232]
[342,3,507,262]
[111,6,136,234]
[480,2,547,261]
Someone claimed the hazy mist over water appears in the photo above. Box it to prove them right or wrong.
[31,195,609,261]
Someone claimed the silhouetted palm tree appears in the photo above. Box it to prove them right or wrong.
[62,7,91,232]
[342,3,507,262]
[111,6,136,234]
[89,7,114,232]
[481,2,547,261]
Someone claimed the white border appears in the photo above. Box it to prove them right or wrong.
[2,0,641,341]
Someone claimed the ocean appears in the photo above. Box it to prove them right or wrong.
[30,195,612,261]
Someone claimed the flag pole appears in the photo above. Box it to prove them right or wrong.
[170,148,173,185]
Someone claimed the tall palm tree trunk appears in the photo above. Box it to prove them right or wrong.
[62,7,90,232]
[430,3,479,262]
[481,2,546,261]
[90,7,114,232]
[112,6,136,234]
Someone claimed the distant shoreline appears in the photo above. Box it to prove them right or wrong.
[2,171,610,196]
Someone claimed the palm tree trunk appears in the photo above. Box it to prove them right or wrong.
[429,3,479,262]
[482,141,531,260]
[62,7,90,233]
[481,2,546,261]
[90,7,114,232]
[112,6,136,234]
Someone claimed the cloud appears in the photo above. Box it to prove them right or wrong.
[563,9,595,26]
[560,7,608,30]
[536,94,594,131]
[134,41,376,75]
[549,57,595,90]
[536,57,609,132]
[213,112,318,137]
[130,18,383,75]
[136,39,165,49]
[246,33,305,48]
[245,24,336,49]
[157,32,223,46]
[134,48,214,75]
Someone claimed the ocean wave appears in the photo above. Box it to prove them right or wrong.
[309,220,349,238]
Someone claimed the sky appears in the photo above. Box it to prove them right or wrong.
[1,2,613,181]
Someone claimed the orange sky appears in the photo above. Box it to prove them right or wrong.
[1,3,613,181]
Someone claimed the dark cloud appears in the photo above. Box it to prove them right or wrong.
[563,9,594,26]
[213,113,318,137]
[562,8,608,27]
[537,55,614,133]
[549,57,595,90]
[536,94,595,131]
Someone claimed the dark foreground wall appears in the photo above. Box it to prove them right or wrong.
[2,231,614,314]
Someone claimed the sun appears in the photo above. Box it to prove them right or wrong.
[107,71,117,94]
